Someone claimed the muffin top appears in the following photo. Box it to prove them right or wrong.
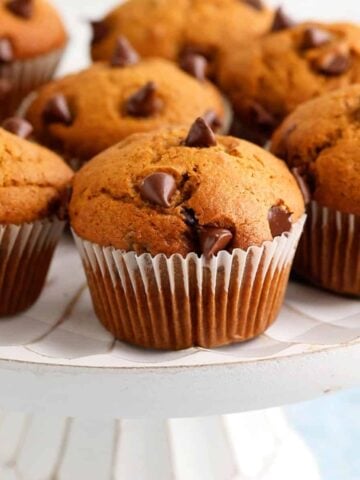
[271,85,360,216]
[218,22,360,144]
[26,54,225,164]
[0,0,67,59]
[90,0,273,77]
[70,120,304,257]
[0,117,73,224]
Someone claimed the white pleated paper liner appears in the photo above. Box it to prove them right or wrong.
[0,48,64,121]
[0,218,65,317]
[73,216,305,350]
[294,201,360,296]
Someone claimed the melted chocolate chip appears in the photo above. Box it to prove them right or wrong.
[184,117,217,148]
[43,94,72,125]
[139,172,176,207]
[90,20,108,45]
[301,27,332,50]
[182,207,198,228]
[271,7,295,32]
[291,167,311,204]
[243,0,263,11]
[0,38,13,63]
[180,53,207,81]
[124,82,163,117]
[6,0,33,19]
[268,206,292,238]
[314,45,351,75]
[202,110,223,132]
[2,117,33,139]
[199,227,233,258]
[111,36,139,67]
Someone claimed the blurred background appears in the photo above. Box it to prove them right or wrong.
[51,1,360,479]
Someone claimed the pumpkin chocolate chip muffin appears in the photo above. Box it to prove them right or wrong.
[218,21,360,145]
[70,119,305,350]
[0,116,73,316]
[0,0,67,120]
[90,0,273,79]
[26,40,225,169]
[272,85,360,296]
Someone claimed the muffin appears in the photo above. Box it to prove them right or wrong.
[90,0,273,79]
[0,116,73,316]
[272,85,360,296]
[70,119,305,350]
[25,41,225,168]
[0,0,67,121]
[218,21,360,145]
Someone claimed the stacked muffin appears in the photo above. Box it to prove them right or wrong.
[2,0,359,350]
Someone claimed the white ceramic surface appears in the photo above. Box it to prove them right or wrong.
[0,239,359,419]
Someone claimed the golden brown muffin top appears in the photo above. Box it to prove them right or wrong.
[271,85,360,216]
[90,0,273,76]
[70,121,305,257]
[26,57,225,165]
[0,0,67,60]
[0,118,73,224]
[218,22,360,143]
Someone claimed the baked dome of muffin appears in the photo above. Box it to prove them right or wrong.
[25,55,225,165]
[271,84,360,215]
[0,117,73,224]
[218,22,360,145]
[70,120,305,257]
[0,0,67,60]
[90,0,273,77]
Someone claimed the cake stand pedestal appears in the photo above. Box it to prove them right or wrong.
[0,408,320,480]
[0,239,360,479]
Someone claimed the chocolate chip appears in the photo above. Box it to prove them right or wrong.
[139,172,176,207]
[301,27,332,50]
[180,53,207,81]
[2,117,33,139]
[43,94,72,125]
[249,102,276,130]
[6,0,33,19]
[291,167,311,204]
[124,82,163,117]
[184,117,217,148]
[199,227,233,258]
[268,206,292,238]
[182,207,198,228]
[90,20,108,45]
[314,44,351,75]
[202,110,223,132]
[0,39,14,63]
[243,0,263,10]
[180,45,213,63]
[271,7,295,32]
[111,35,139,68]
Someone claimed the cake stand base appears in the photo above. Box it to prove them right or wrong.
[0,408,320,480]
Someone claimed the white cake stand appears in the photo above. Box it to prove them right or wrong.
[0,237,360,479]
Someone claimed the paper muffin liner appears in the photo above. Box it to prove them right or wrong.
[73,216,305,350]
[0,218,65,317]
[0,48,64,121]
[294,201,360,296]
